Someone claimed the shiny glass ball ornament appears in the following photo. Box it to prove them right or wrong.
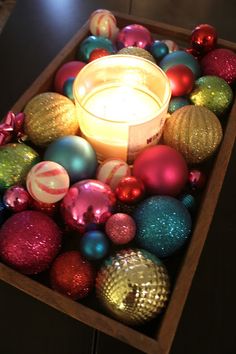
[96,248,170,325]
[166,64,194,96]
[188,169,206,191]
[63,77,75,100]
[3,185,31,212]
[89,9,118,40]
[80,230,109,260]
[105,213,136,245]
[168,97,191,114]
[133,196,192,258]
[0,143,40,190]
[189,75,233,116]
[117,46,156,63]
[76,35,116,62]
[54,61,85,94]
[116,24,153,50]
[190,24,217,54]
[44,136,98,183]
[115,176,145,204]
[150,40,169,61]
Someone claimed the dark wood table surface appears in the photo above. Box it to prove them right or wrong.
[0,1,236,354]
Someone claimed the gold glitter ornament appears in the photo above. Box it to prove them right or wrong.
[190,75,233,116]
[96,249,170,325]
[163,105,223,164]
[0,143,40,190]
[24,92,79,147]
[117,46,156,63]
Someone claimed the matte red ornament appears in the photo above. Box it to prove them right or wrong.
[166,64,194,96]
[3,185,31,212]
[89,48,111,62]
[115,176,145,204]
[190,24,217,54]
[105,213,136,245]
[188,169,206,191]
[50,251,95,300]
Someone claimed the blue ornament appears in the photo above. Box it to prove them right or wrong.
[44,136,98,183]
[77,36,116,62]
[0,198,8,225]
[179,193,196,213]
[63,77,75,100]
[168,97,191,114]
[150,40,169,61]
[80,230,110,260]
[159,50,201,78]
[133,196,192,258]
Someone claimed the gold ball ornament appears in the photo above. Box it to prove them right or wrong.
[96,249,170,325]
[24,92,79,147]
[163,105,223,164]
[118,46,156,63]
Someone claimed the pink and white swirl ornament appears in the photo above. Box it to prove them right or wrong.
[89,9,119,40]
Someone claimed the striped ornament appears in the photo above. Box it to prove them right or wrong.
[89,9,118,40]
[26,161,70,204]
[162,39,179,53]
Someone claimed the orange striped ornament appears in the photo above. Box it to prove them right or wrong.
[89,9,118,40]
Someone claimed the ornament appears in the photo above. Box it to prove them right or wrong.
[150,40,169,61]
[54,61,85,94]
[201,48,236,85]
[163,105,223,164]
[166,64,194,96]
[115,176,145,204]
[0,111,25,146]
[0,211,61,274]
[188,169,206,191]
[89,9,118,40]
[133,145,188,196]
[26,161,70,204]
[162,39,179,53]
[80,230,110,260]
[185,47,201,60]
[3,185,31,212]
[117,46,155,63]
[61,179,116,233]
[116,24,153,50]
[168,97,191,114]
[190,24,217,54]
[133,196,192,258]
[77,35,116,62]
[179,193,196,212]
[0,199,8,225]
[0,143,40,190]
[50,251,95,300]
[159,50,201,78]
[31,199,59,217]
[62,77,75,100]
[96,158,131,191]
[190,75,233,116]
[24,92,79,147]
[89,48,111,62]
[96,248,170,325]
[105,213,136,245]
[44,136,98,183]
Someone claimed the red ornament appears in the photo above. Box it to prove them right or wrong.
[50,251,95,300]
[89,48,111,62]
[133,145,188,196]
[105,213,136,245]
[190,24,217,54]
[3,185,31,212]
[188,169,206,191]
[166,64,194,96]
[30,199,59,216]
[0,111,25,146]
[115,176,145,204]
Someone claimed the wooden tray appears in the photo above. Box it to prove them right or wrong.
[0,12,236,354]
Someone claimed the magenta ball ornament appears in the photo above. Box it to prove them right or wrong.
[116,24,153,50]
[3,185,31,212]
[54,61,85,94]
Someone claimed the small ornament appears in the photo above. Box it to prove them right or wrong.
[77,35,116,62]
[162,39,179,53]
[133,196,192,258]
[3,185,31,212]
[188,169,206,191]
[54,61,85,94]
[179,193,196,213]
[62,77,75,100]
[115,176,145,204]
[201,48,236,85]
[116,24,153,50]
[80,230,110,260]
[0,111,25,146]
[166,64,194,96]
[24,92,79,147]
[150,40,169,61]
[133,145,188,197]
[44,136,98,183]
[168,97,191,114]
[30,199,59,217]
[0,211,61,274]
[118,46,156,63]
[185,47,201,60]
[61,179,116,233]
[26,161,70,204]
[105,213,136,245]
[0,143,40,190]
[190,75,233,116]
[89,9,118,40]
[50,251,95,300]
[96,158,131,191]
[190,24,217,54]
[0,199,8,225]
[89,48,111,62]
[163,105,223,164]
[96,249,170,325]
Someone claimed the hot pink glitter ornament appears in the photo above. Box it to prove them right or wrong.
[116,24,153,50]
[105,213,136,245]
[3,185,31,212]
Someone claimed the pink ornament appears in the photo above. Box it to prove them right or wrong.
[115,176,145,204]
[3,185,31,212]
[133,145,188,196]
[96,158,131,191]
[54,61,86,93]
[0,210,62,274]
[162,39,179,53]
[60,179,116,233]
[89,9,118,40]
[116,24,153,50]
[188,169,206,191]
[26,161,70,204]
[105,213,136,245]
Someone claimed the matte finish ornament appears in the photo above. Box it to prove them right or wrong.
[54,61,85,94]
[63,77,75,100]
[168,97,191,114]
[166,64,194,96]
[150,40,169,61]
[77,35,116,62]
[190,24,217,54]
[80,230,109,260]
[3,185,31,212]
[89,9,118,40]
[116,24,153,50]
[118,46,156,63]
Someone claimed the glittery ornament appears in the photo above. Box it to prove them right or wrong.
[54,61,85,94]
[77,36,116,62]
[24,92,79,147]
[190,24,217,54]
[166,64,194,96]
[63,77,75,100]
[190,75,233,116]
[3,185,31,212]
[201,48,236,85]
[168,97,191,114]
[89,9,118,40]
[50,251,95,300]
[89,48,111,62]
[115,176,145,204]
[0,211,61,274]
[188,169,206,191]
[133,196,192,258]
[162,39,179,53]
[116,24,153,50]
[150,40,169,61]
[105,213,136,245]
[0,143,40,190]
[80,230,109,260]
[179,193,196,213]
[96,248,170,325]
[163,105,223,164]
[117,46,156,63]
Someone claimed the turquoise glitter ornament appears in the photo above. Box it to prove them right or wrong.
[168,97,191,114]
[76,35,116,62]
[80,230,110,260]
[150,40,169,61]
[133,196,192,258]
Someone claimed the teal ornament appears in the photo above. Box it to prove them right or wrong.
[133,196,192,258]
[63,77,75,100]
[179,193,196,213]
[80,230,109,260]
[77,35,116,62]
[150,40,169,61]
[159,50,201,78]
[44,136,98,183]
[168,97,191,114]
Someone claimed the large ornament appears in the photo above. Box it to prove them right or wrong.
[133,196,192,258]
[89,9,118,40]
[117,46,156,63]
[150,40,169,61]
[115,176,145,204]
[96,248,170,325]
[105,213,136,245]
[76,35,116,62]
[0,211,61,274]
[54,61,85,94]
[3,185,31,212]
[80,230,110,260]
[166,64,194,96]
[163,105,223,164]
[168,97,191,114]
[0,143,40,190]
[61,179,116,233]
[116,24,153,50]
[24,92,79,147]
[190,75,233,116]
[190,24,217,54]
